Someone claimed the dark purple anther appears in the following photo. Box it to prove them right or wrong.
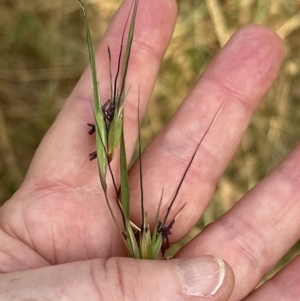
[87,123,96,135]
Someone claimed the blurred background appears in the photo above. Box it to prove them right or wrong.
[0,0,299,280]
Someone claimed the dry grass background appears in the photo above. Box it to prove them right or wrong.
[1,0,300,281]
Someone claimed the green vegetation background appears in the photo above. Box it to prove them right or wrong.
[0,0,299,280]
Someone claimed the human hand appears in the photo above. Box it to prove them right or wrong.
[1,0,297,300]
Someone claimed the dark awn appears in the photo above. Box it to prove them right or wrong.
[156,100,225,255]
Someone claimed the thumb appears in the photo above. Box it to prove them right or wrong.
[113,255,235,300]
[1,255,234,300]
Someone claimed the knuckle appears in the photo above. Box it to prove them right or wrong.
[90,258,142,301]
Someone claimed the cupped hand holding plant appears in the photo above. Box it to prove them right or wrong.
[0,0,299,300]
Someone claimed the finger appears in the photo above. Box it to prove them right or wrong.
[178,144,300,300]
[21,0,177,191]
[241,254,300,301]
[129,25,284,239]
[0,256,234,301]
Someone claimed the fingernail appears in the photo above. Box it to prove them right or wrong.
[175,255,225,297]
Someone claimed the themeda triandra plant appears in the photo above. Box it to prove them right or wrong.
[77,0,222,259]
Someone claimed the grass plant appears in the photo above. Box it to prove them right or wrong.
[78,0,169,259]
[77,0,224,259]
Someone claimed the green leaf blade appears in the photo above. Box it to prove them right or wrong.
[120,125,130,219]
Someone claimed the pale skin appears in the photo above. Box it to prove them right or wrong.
[0,0,299,300]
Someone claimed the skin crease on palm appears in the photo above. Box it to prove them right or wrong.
[0,0,299,300]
